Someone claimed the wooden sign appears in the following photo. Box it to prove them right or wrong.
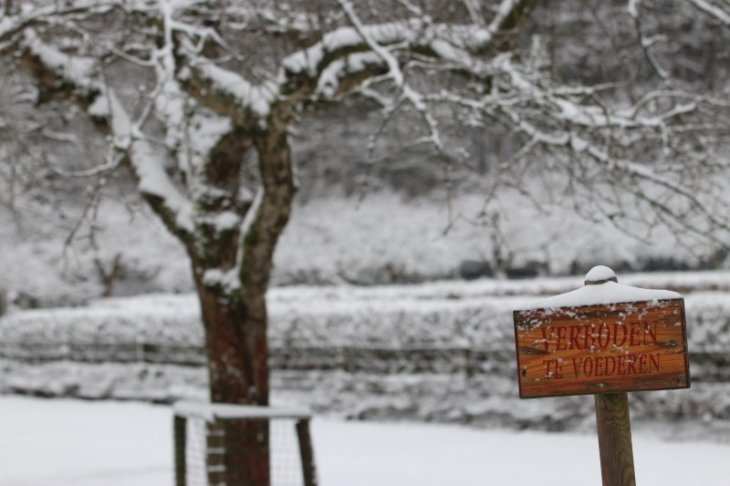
[514,298,690,399]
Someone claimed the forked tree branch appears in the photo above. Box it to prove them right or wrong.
[18,29,196,246]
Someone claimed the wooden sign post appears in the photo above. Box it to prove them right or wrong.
[513,266,690,486]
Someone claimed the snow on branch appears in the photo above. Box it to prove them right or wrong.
[281,21,415,80]
[337,0,405,87]
[22,30,97,91]
[20,30,194,236]
[104,91,194,234]
[280,0,533,95]
[312,0,536,171]
[179,53,277,126]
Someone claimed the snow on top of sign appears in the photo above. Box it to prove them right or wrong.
[516,266,680,310]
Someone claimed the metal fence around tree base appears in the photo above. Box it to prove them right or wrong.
[173,401,317,486]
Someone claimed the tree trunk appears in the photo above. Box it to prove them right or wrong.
[198,283,270,486]
[190,103,295,486]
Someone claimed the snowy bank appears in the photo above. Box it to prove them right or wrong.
[1,273,730,430]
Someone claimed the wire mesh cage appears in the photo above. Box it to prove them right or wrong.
[173,401,317,486]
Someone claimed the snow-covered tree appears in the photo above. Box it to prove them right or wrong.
[1,0,729,483]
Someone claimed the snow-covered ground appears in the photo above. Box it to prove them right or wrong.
[1,396,729,486]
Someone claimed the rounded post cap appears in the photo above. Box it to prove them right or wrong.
[584,265,618,285]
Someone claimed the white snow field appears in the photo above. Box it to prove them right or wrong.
[1,396,729,486]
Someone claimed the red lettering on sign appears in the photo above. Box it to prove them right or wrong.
[569,326,582,350]
[605,356,616,376]
[627,356,637,374]
[596,356,605,376]
[571,353,660,380]
[597,323,610,349]
[629,323,641,346]
[571,358,581,377]
[514,299,689,398]
[649,353,660,373]
[543,359,553,377]
[542,359,564,379]
[613,323,627,347]
[583,357,594,377]
[644,323,657,345]
[583,324,596,350]
[556,327,567,351]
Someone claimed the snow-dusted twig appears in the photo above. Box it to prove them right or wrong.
[687,0,730,26]
[627,0,669,80]
[337,0,446,154]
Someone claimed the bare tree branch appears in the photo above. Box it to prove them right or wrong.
[687,0,730,26]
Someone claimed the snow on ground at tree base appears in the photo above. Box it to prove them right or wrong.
[1,396,730,486]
